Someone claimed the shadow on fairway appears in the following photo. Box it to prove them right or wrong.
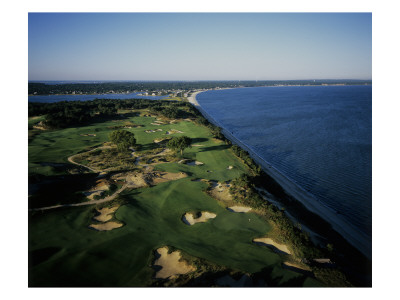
[199,145,230,152]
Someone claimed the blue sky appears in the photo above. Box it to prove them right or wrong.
[28,13,372,81]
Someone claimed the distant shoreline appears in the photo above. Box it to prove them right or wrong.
[28,82,371,97]
[188,88,371,260]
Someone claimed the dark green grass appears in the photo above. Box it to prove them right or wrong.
[29,178,321,287]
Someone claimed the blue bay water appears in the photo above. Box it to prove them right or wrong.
[28,92,167,103]
[197,85,372,240]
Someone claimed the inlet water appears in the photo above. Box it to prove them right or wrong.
[197,85,372,243]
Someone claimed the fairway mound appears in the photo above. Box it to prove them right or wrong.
[208,181,232,202]
[253,237,292,255]
[283,261,312,272]
[227,206,252,213]
[32,121,48,130]
[182,211,217,225]
[153,247,196,279]
[148,171,188,185]
[154,138,170,144]
[216,274,253,287]
[89,221,123,231]
[155,148,172,156]
[93,205,120,222]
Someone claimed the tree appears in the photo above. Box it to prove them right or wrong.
[166,136,192,156]
[109,129,136,152]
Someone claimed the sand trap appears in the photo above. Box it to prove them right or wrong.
[89,222,123,231]
[86,179,110,200]
[192,144,203,147]
[145,129,163,133]
[93,205,120,222]
[208,181,232,202]
[151,123,162,126]
[313,258,333,264]
[186,161,204,166]
[227,166,233,170]
[227,206,252,213]
[154,138,170,144]
[166,129,184,135]
[153,247,196,279]
[126,173,149,188]
[283,261,312,271]
[150,172,187,185]
[253,238,291,255]
[182,211,217,225]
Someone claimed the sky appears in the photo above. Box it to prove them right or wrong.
[28,13,372,81]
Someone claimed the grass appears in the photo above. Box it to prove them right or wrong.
[29,179,321,286]
[28,109,323,287]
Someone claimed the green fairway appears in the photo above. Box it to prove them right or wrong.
[29,178,320,287]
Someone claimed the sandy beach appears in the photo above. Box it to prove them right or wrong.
[188,90,371,260]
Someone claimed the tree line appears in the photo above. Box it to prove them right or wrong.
[29,80,372,95]
[28,98,200,129]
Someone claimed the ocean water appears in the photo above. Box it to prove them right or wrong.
[197,85,372,240]
[28,92,167,103]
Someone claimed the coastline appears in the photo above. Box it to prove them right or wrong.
[188,90,371,260]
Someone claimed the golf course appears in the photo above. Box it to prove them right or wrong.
[28,99,347,287]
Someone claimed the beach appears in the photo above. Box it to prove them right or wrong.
[188,90,371,260]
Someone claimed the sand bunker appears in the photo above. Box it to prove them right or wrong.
[153,247,196,279]
[89,204,123,231]
[89,222,123,231]
[85,179,110,200]
[126,173,149,188]
[166,129,184,135]
[186,161,204,166]
[227,166,233,170]
[149,172,187,185]
[93,205,120,222]
[227,206,252,213]
[145,129,163,133]
[182,211,217,225]
[253,238,291,255]
[208,181,233,202]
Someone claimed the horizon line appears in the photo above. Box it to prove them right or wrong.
[29,79,372,82]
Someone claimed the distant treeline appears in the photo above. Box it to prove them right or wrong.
[28,98,199,129]
[28,80,372,95]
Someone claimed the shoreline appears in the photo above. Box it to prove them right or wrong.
[188,90,371,260]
